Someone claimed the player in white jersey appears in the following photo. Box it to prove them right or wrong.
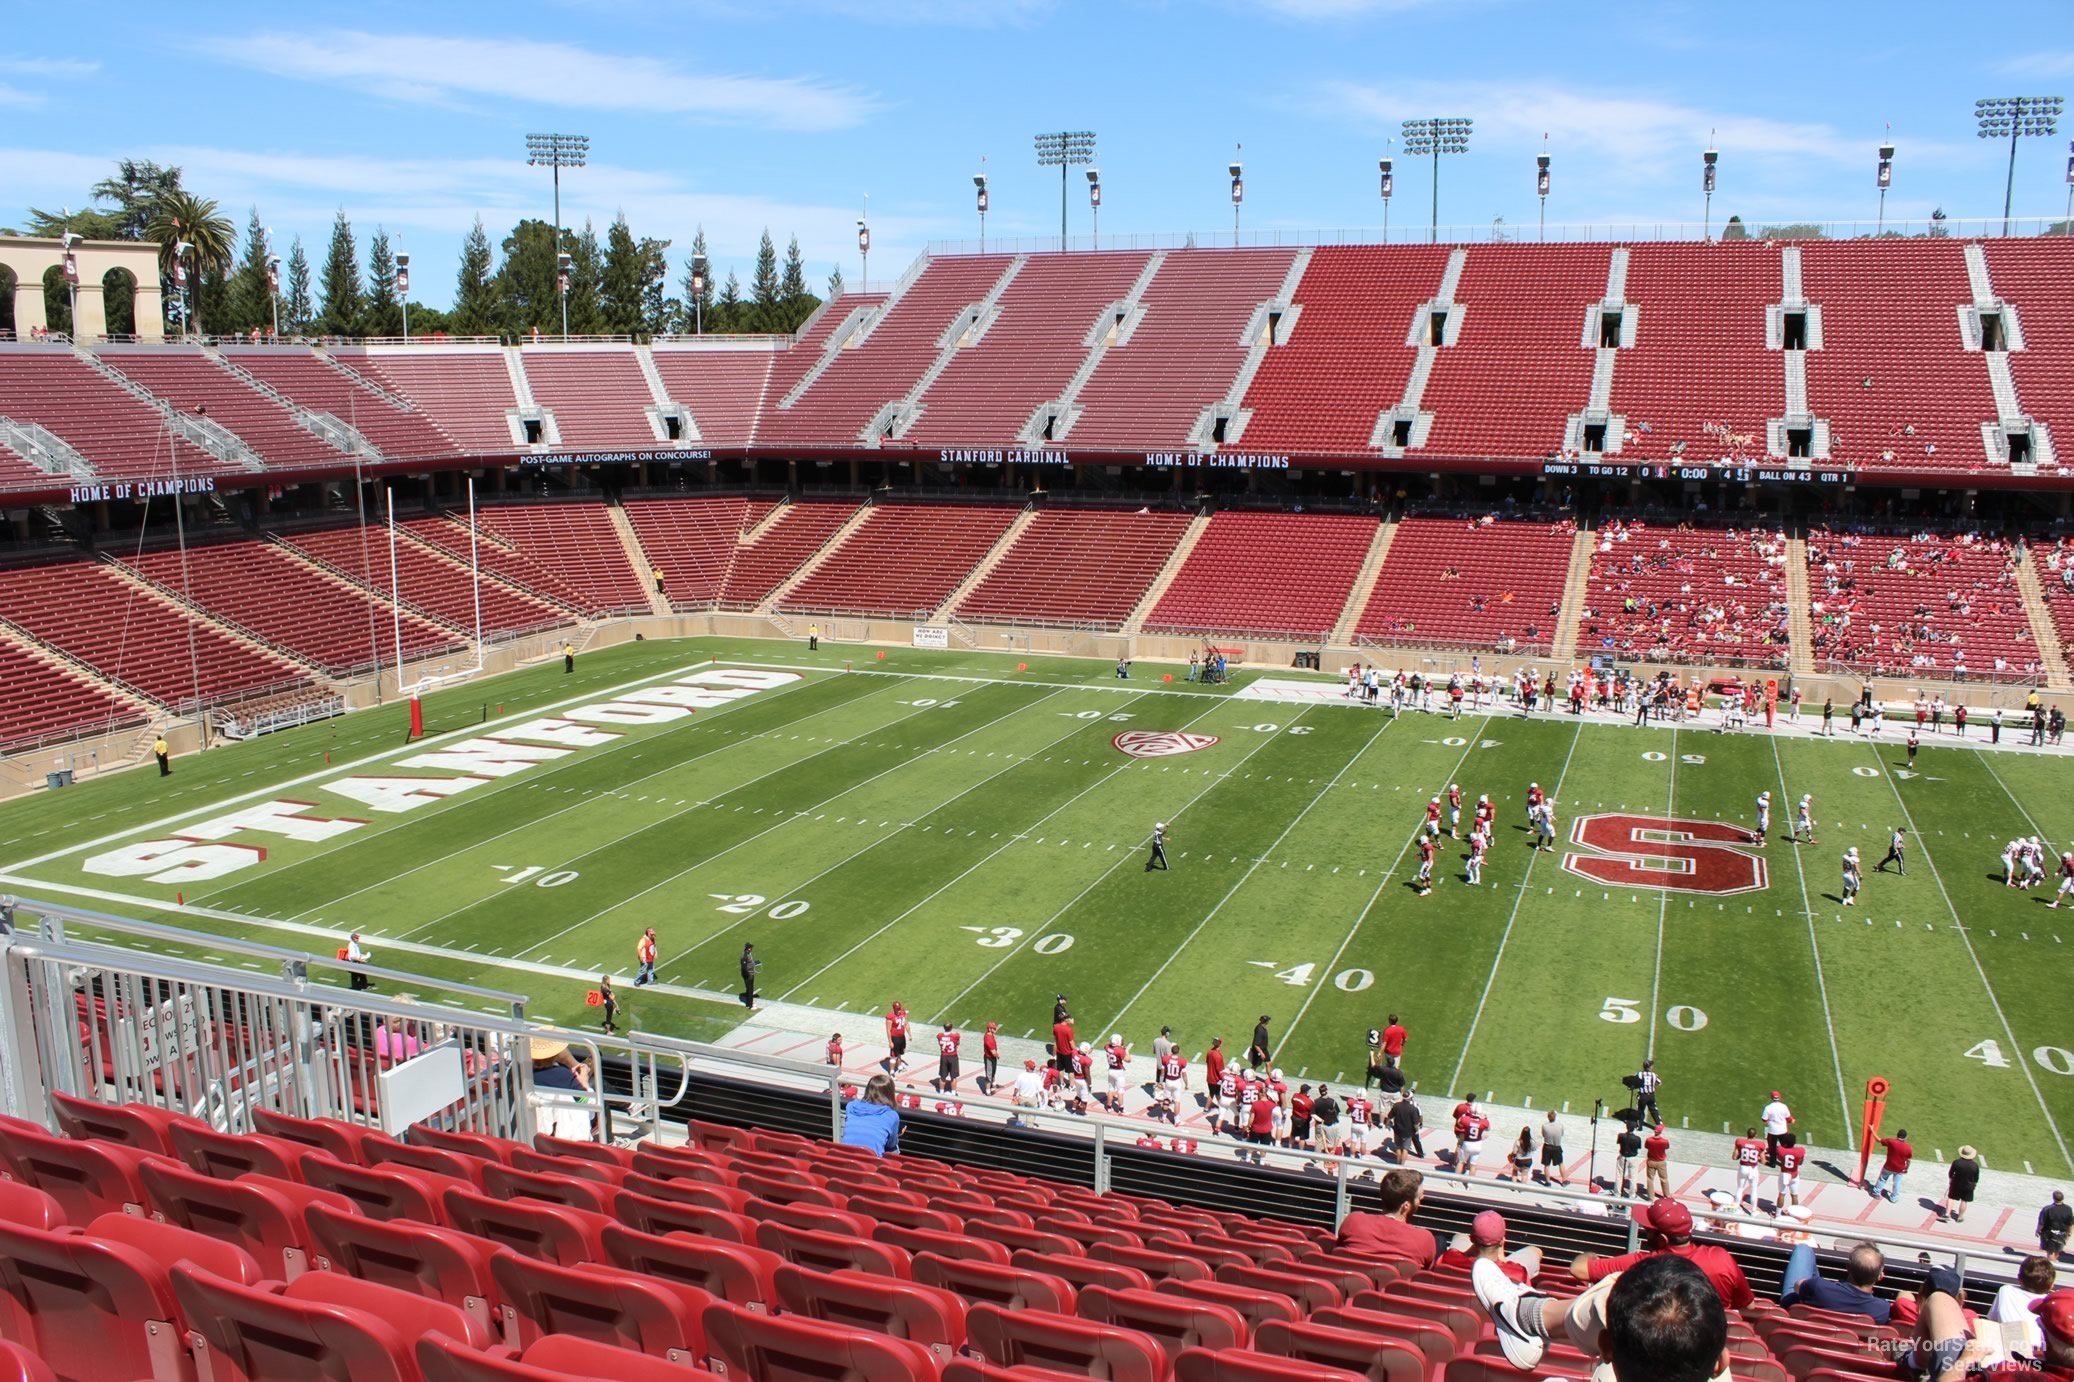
[1842,847,1862,906]
[1794,795,1815,845]
[1753,792,1771,846]
[2053,852,2074,908]
[1531,801,1557,850]
[1465,833,1486,886]
[2005,839,2026,887]
[2024,837,2048,889]
[1214,1064,1239,1131]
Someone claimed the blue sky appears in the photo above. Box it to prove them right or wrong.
[4,1,2072,308]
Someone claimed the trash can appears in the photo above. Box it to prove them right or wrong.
[44,769,73,790]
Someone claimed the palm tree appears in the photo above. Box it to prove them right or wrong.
[145,191,234,335]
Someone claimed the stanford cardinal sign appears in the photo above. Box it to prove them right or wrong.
[1113,731,1221,758]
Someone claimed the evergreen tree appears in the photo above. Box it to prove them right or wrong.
[681,227,715,332]
[284,237,314,334]
[566,220,605,334]
[453,216,496,334]
[715,269,744,334]
[778,235,810,329]
[491,219,559,335]
[826,264,845,300]
[228,208,272,334]
[317,211,362,336]
[363,228,401,336]
[749,229,780,332]
[637,234,672,335]
[600,212,645,335]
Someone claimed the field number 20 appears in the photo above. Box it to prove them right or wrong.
[1962,1039,2074,1075]
[1601,997,1709,1031]
[713,894,812,919]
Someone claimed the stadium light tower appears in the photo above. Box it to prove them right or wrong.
[59,214,80,339]
[1536,138,1552,242]
[857,196,870,293]
[1228,155,1244,246]
[2065,140,2074,235]
[172,238,193,342]
[1378,152,1394,243]
[1976,96,2063,235]
[525,132,589,282]
[690,252,706,334]
[1876,139,1895,233]
[974,170,989,253]
[1087,168,1102,249]
[556,251,572,340]
[1702,142,1720,240]
[1033,130,1096,251]
[1400,117,1472,243]
[265,251,281,337]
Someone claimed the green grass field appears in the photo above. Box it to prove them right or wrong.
[4,637,2071,1174]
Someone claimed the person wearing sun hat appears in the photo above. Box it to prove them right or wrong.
[529,1036,590,1092]
[1943,1144,1981,1223]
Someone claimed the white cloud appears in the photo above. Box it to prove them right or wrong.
[0,83,41,109]
[549,0,1053,26]
[196,31,878,131]
[1998,51,2074,79]
[0,56,99,79]
[1248,0,1453,16]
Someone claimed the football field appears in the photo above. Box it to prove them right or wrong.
[4,636,2072,1174]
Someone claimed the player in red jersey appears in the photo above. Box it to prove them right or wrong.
[1466,830,1487,885]
[1344,1089,1374,1154]
[1415,836,1437,895]
[1731,1126,1766,1214]
[932,1024,961,1093]
[826,1032,844,1067]
[1157,1048,1187,1124]
[2053,852,2074,909]
[1455,1101,1491,1176]
[980,1022,1000,1094]
[1425,797,1444,840]
[1214,1062,1240,1134]
[1525,782,1545,826]
[1775,1135,1807,1210]
[1102,1034,1131,1113]
[1447,783,1464,837]
[884,1001,910,1073]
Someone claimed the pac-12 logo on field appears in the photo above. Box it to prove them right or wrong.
[1113,731,1221,759]
[1561,814,1768,897]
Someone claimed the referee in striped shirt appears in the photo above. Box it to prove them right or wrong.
[1633,1059,1664,1126]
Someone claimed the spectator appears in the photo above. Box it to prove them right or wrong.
[1943,1144,1980,1222]
[529,1038,590,1092]
[1476,1247,1730,1381]
[1570,1198,1753,1312]
[1508,1125,1535,1182]
[1437,1209,1543,1280]
[2041,1189,2072,1259]
[1779,1240,1892,1322]
[1870,1126,1913,1202]
[1903,1268,1981,1381]
[1643,1123,1672,1200]
[1759,1090,1794,1165]
[1385,1090,1423,1161]
[1539,1110,1568,1186]
[1009,1059,1045,1108]
[1336,1168,1438,1267]
[839,1073,902,1157]
[1613,1122,1643,1197]
[1990,1256,2060,1360]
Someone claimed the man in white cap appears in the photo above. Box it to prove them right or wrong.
[1145,821,1169,872]
[1760,1090,1794,1166]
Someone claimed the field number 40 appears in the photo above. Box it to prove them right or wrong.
[1963,1039,2074,1075]
[1601,997,1709,1031]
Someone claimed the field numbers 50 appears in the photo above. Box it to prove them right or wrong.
[1600,997,1709,1031]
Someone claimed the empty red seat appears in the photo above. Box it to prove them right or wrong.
[0,1218,192,1381]
[251,1108,387,1163]
[775,1264,969,1365]
[416,1331,718,1381]
[1078,1284,1248,1360]
[174,1262,493,1380]
[601,1223,782,1311]
[1255,1319,1426,1382]
[0,1122,157,1223]
[480,1163,614,1214]
[303,1155,471,1222]
[139,1157,354,1279]
[703,1299,940,1381]
[0,1181,63,1233]
[489,1252,710,1360]
[48,1091,201,1156]
[90,1210,266,1285]
[0,1340,53,1382]
[1215,1262,1343,1313]
[1091,1242,1212,1284]
[442,1188,611,1265]
[877,1223,1012,1265]
[969,1221,1086,1258]
[1155,1279,1304,1335]
[966,1303,1166,1382]
[748,1196,877,1238]
[529,1133,632,1169]
[169,1123,307,1183]
[614,1189,758,1244]
[1176,1347,1369,1382]
[1010,1250,1151,1296]
[306,1202,507,1339]
[758,1220,913,1279]
[1309,1305,1459,1367]
[410,1124,519,1165]
[369,1138,491,1187]
[914,1253,1077,1315]
[866,1200,965,1234]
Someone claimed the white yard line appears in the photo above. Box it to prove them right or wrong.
[1769,734,1856,1144]
[1277,724,1493,1050]
[1444,720,1586,1096]
[1866,740,2074,1175]
[1103,710,1398,1038]
[1644,726,1679,1060]
[929,705,1305,1023]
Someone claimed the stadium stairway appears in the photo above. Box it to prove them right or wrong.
[1547,526,1597,664]
[931,503,1038,630]
[1784,534,1817,679]
[1326,517,1399,647]
[756,502,878,616]
[1122,509,1211,637]
[2010,554,2074,691]
[606,503,673,618]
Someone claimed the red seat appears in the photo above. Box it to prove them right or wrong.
[600,1223,782,1312]
[1216,1262,1344,1313]
[303,1155,470,1222]
[369,1138,491,1187]
[628,1153,737,1192]
[970,1221,1087,1258]
[876,1223,1011,1265]
[865,1200,964,1233]
[1155,1280,1304,1335]
[306,1202,507,1340]
[0,1124,158,1223]
[966,1303,1166,1382]
[914,1253,1077,1314]
[1310,1306,1459,1367]
[89,1210,266,1286]
[0,1219,191,1382]
[410,1124,518,1165]
[531,1132,632,1169]
[169,1123,307,1183]
[442,1188,610,1265]
[1090,1241,1212,1283]
[504,1147,627,1187]
[479,1163,614,1214]
[1177,1347,1368,1382]
[702,1299,940,1381]
[174,1263,491,1381]
[622,1170,749,1213]
[1255,1319,1426,1382]
[614,1189,758,1244]
[1353,1289,1479,1348]
[48,1091,202,1156]
[251,1108,387,1163]
[0,1181,63,1233]
[1010,1250,1152,1296]
[0,1340,53,1382]
[775,1264,970,1364]
[488,1252,710,1360]
[139,1157,354,1279]
[1078,1284,1248,1359]
[1199,1232,1295,1266]
[758,1220,913,1279]
[416,1332,718,1381]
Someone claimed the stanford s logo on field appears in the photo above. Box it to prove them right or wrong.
[1561,813,1768,896]
[1113,731,1221,759]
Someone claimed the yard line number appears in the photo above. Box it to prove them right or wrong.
[1601,997,1709,1031]
[1962,1039,2074,1076]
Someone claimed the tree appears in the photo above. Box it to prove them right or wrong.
[318,211,362,336]
[284,237,314,334]
[144,189,234,335]
[778,235,811,329]
[102,268,137,337]
[749,229,780,332]
[826,264,845,300]
[637,234,672,335]
[228,208,272,334]
[40,266,70,336]
[715,269,744,334]
[26,159,182,242]
[566,220,605,334]
[1721,215,1750,242]
[681,227,715,332]
[363,228,401,336]
[600,212,646,335]
[453,216,496,335]
[491,219,560,336]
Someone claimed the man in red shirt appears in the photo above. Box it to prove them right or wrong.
[1246,1080,1276,1160]
[1204,1035,1226,1094]
[1381,1015,1408,1070]
[980,1022,1000,1095]
[884,1001,910,1073]
[1455,1101,1491,1176]
[1731,1126,1766,1215]
[1870,1127,1912,1203]
[1776,1135,1807,1210]
[1051,1013,1075,1074]
[826,1032,844,1067]
[1335,1169,1437,1267]
[1572,1198,1753,1311]
[932,1024,961,1094]
[1643,1123,1672,1200]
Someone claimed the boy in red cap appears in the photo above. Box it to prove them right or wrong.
[1437,1210,1542,1282]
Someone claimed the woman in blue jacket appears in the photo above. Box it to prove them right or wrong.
[839,1073,902,1157]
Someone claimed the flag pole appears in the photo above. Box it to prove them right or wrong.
[387,488,405,697]
[469,477,484,671]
